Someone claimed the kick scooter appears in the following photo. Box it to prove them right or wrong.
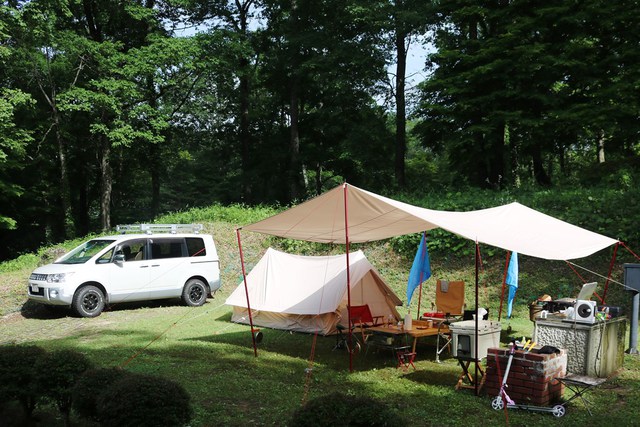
[491,340,566,418]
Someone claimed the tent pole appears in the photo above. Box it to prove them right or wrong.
[475,241,480,396]
[343,183,353,373]
[497,251,512,321]
[602,242,620,303]
[236,228,258,357]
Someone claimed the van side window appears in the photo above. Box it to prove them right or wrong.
[97,248,114,264]
[119,239,147,261]
[186,238,206,257]
[150,238,186,259]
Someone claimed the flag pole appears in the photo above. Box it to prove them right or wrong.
[416,281,423,320]
[498,251,512,321]
[416,232,426,320]
[236,228,258,357]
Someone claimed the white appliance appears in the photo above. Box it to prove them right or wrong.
[570,300,597,323]
[449,320,501,360]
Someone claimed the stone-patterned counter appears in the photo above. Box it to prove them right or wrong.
[532,317,626,377]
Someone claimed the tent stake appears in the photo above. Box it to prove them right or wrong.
[236,228,258,357]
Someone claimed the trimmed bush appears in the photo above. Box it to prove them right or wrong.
[0,345,46,417]
[72,367,128,421]
[289,392,405,427]
[97,373,192,427]
[35,349,93,426]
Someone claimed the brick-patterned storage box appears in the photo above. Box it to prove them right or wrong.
[484,347,567,406]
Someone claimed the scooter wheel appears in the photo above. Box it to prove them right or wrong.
[552,405,566,418]
[491,396,504,411]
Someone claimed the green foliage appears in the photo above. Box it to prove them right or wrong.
[71,367,128,421]
[155,203,279,226]
[289,392,406,427]
[96,373,192,427]
[0,88,34,230]
[0,345,46,417]
[35,349,93,422]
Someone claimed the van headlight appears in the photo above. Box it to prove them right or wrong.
[47,272,74,283]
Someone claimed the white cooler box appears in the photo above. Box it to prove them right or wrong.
[449,320,501,360]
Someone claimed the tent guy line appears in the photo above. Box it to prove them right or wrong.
[566,261,624,287]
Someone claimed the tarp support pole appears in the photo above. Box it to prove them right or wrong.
[343,183,353,373]
[236,228,258,357]
[602,242,620,302]
[475,241,480,396]
[497,251,512,321]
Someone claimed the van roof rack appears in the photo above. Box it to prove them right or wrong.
[116,224,203,234]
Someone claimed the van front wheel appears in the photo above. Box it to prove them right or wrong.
[182,279,208,307]
[72,285,105,318]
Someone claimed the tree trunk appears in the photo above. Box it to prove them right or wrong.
[288,73,302,201]
[150,142,161,218]
[55,115,74,238]
[597,129,606,163]
[394,6,407,189]
[238,4,252,202]
[36,64,74,240]
[314,161,322,194]
[489,122,506,188]
[287,0,302,202]
[531,144,551,186]
[99,136,112,231]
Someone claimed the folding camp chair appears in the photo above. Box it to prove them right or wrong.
[334,304,384,353]
[348,304,384,343]
[554,374,608,416]
[430,280,465,362]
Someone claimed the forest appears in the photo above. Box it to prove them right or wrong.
[1,0,639,261]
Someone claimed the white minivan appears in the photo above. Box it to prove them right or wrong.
[27,224,221,317]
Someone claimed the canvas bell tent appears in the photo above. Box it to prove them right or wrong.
[226,248,402,335]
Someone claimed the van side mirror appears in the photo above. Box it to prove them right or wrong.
[114,253,126,263]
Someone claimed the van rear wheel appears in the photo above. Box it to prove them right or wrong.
[182,279,208,307]
[72,285,105,318]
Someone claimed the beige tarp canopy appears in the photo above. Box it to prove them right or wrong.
[244,184,617,260]
[226,248,402,335]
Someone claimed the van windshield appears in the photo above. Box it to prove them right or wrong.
[56,239,115,264]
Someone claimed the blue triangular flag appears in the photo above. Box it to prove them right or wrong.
[506,252,518,317]
[407,232,431,305]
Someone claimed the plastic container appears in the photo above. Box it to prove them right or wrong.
[449,320,501,360]
[403,313,413,330]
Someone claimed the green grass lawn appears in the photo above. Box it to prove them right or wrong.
[2,296,639,427]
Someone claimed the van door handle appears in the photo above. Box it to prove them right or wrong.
[151,264,160,267]
[140,265,149,268]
